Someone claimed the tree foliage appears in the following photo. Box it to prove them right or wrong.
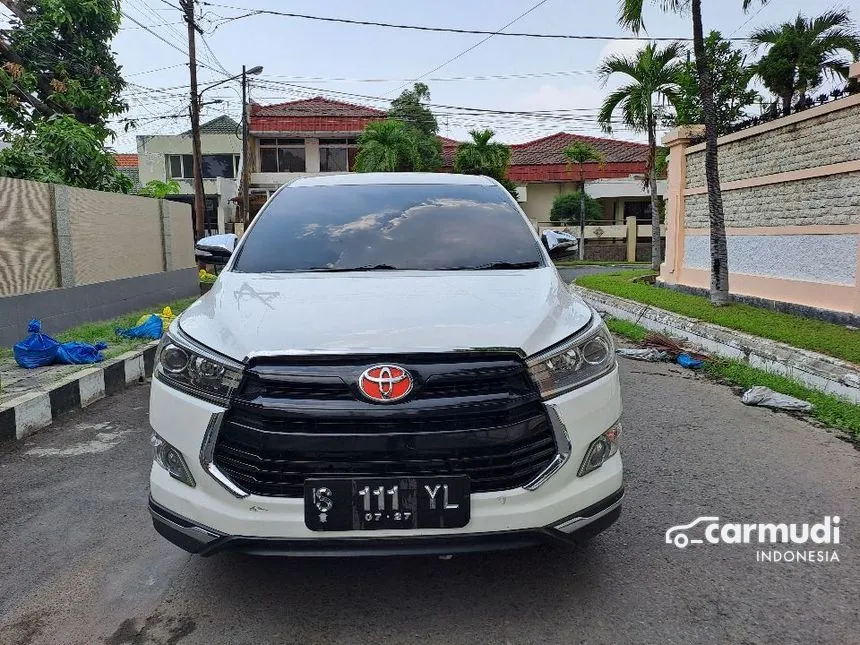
[0,0,130,191]
[138,179,181,199]
[671,31,759,134]
[355,84,442,172]
[0,0,127,135]
[598,41,683,270]
[563,141,604,178]
[0,114,132,192]
[453,128,517,196]
[751,10,860,116]
[354,119,422,172]
[387,82,437,136]
[549,191,603,225]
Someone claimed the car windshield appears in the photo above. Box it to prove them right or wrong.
[231,183,544,273]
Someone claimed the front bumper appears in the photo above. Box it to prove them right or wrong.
[149,364,624,549]
[150,487,623,556]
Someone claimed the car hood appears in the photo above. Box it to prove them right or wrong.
[178,268,592,362]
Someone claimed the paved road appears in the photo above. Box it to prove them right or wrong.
[1,359,857,645]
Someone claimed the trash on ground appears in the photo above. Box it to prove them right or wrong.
[676,353,704,369]
[56,341,108,365]
[136,306,175,329]
[741,386,813,412]
[13,320,108,368]
[616,348,669,362]
[13,319,61,368]
[116,314,164,340]
[642,332,709,362]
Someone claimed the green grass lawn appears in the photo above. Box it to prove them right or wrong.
[579,270,860,366]
[605,318,860,437]
[554,260,648,267]
[0,296,198,362]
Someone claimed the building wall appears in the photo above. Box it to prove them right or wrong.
[519,182,578,226]
[68,188,165,285]
[661,91,860,316]
[0,177,57,296]
[0,177,195,297]
[137,132,241,193]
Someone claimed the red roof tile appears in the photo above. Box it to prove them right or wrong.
[251,97,386,118]
[113,153,138,168]
[510,132,648,165]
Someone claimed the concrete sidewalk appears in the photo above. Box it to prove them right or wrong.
[0,342,159,443]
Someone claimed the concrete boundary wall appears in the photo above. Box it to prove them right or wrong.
[0,269,198,347]
[0,177,196,297]
[660,73,860,316]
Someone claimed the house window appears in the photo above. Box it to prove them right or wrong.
[167,154,241,179]
[168,154,193,179]
[319,138,358,172]
[259,138,306,173]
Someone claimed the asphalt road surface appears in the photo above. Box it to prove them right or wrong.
[1,359,857,645]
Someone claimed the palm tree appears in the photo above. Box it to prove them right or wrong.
[751,10,860,116]
[563,142,605,261]
[454,128,511,178]
[353,119,420,172]
[597,42,683,271]
[618,0,769,305]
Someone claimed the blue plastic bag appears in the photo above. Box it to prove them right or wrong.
[13,319,61,368]
[677,353,704,369]
[116,314,164,340]
[56,341,108,365]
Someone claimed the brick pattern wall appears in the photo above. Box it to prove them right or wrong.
[685,100,860,190]
[685,172,860,228]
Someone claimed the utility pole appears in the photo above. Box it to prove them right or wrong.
[241,65,251,229]
[180,0,206,241]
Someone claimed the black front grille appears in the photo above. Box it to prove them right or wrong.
[213,353,556,498]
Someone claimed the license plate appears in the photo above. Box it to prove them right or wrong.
[304,476,470,531]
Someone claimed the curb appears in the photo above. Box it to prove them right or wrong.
[571,284,860,404]
[0,342,160,443]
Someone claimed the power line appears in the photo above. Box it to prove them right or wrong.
[388,0,552,96]
[258,69,597,84]
[200,1,748,42]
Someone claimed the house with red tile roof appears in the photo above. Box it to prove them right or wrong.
[113,153,140,188]
[245,97,664,228]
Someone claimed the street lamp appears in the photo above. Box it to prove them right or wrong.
[191,65,263,237]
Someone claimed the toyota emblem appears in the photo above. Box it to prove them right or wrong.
[358,365,413,403]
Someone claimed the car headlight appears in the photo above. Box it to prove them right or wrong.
[154,329,243,405]
[526,313,616,399]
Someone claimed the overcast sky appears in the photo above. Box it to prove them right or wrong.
[21,0,860,150]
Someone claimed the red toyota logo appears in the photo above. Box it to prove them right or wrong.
[358,365,413,403]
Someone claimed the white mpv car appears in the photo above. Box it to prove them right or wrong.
[148,173,624,556]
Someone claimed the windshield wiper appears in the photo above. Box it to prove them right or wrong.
[444,261,541,271]
[299,264,400,273]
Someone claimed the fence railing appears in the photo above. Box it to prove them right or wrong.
[537,216,665,262]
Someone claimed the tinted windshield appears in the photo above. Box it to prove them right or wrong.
[232,183,544,272]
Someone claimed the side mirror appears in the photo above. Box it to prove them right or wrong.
[196,233,237,264]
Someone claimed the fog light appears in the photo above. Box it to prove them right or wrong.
[578,422,621,477]
[151,433,196,487]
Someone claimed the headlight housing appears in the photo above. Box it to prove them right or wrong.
[578,423,621,477]
[154,328,243,405]
[526,313,616,399]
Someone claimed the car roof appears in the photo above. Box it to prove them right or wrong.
[288,173,497,187]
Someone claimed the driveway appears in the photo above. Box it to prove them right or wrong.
[0,358,856,645]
